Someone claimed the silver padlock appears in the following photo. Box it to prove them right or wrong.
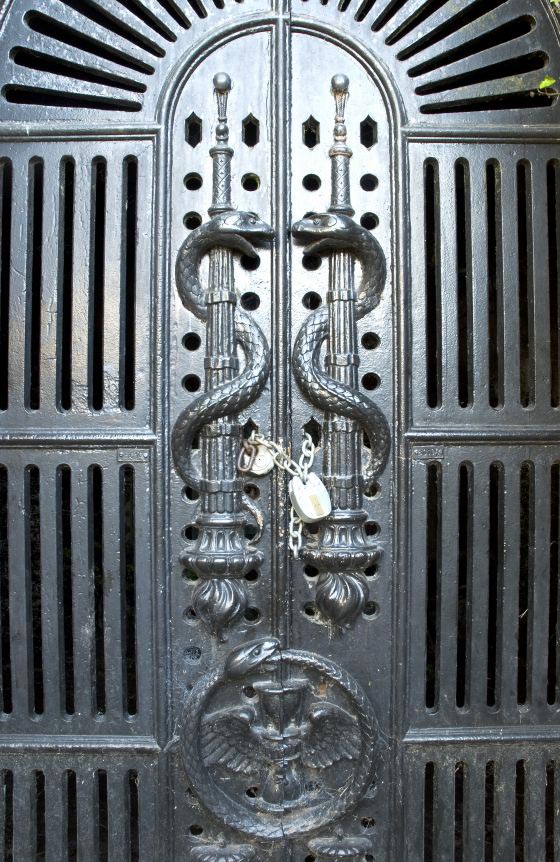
[249,444,275,476]
[289,472,332,523]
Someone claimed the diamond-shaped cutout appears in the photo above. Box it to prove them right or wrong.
[302,116,320,149]
[185,112,202,147]
[360,116,377,149]
[242,419,258,440]
[242,114,260,147]
[303,417,321,447]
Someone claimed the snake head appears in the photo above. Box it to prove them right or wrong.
[212,210,274,260]
[224,638,281,679]
[291,211,356,257]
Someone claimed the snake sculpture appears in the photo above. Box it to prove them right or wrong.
[292,212,390,484]
[172,211,273,488]
[180,638,380,840]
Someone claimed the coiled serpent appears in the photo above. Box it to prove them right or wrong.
[292,212,390,484]
[180,638,380,840]
[172,211,272,488]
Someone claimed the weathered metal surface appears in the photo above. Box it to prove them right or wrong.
[0,0,558,859]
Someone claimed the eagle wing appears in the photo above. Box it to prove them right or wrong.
[200,706,262,775]
[302,701,362,769]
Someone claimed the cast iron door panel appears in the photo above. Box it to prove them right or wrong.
[0,1,558,860]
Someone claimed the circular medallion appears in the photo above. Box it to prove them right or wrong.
[180,638,379,840]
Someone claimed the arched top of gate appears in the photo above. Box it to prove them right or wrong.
[0,0,558,128]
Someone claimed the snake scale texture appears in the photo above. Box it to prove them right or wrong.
[180,641,380,840]
[292,213,390,484]
[172,212,272,488]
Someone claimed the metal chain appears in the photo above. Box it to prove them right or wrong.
[248,430,315,558]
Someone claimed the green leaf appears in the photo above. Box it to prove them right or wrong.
[539,76,557,90]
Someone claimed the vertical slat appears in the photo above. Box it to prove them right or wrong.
[409,458,429,721]
[469,460,490,715]
[39,457,61,721]
[464,756,485,862]
[469,157,489,410]
[438,462,460,721]
[7,464,29,718]
[134,461,150,724]
[11,768,33,862]
[410,151,429,420]
[531,458,552,717]
[493,757,517,860]
[435,759,455,861]
[71,463,94,723]
[7,156,29,416]
[500,159,521,410]
[44,766,65,862]
[438,157,459,413]
[70,156,92,413]
[500,458,521,719]
[134,147,151,419]
[107,771,128,860]
[404,756,426,861]
[526,756,547,861]
[39,154,61,416]
[102,465,123,722]
[76,768,96,862]
[0,770,6,859]
[531,161,551,413]
[102,157,123,412]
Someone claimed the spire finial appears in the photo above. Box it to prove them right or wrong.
[328,74,354,216]
[209,72,234,215]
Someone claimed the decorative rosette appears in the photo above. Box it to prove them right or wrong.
[308,833,373,860]
[190,844,255,862]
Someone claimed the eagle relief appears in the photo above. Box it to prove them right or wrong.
[180,638,379,840]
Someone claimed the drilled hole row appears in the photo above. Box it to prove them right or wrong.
[302,172,378,192]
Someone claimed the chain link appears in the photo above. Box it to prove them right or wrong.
[247,430,315,558]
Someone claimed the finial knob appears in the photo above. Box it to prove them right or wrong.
[331,74,349,94]
[213,72,231,94]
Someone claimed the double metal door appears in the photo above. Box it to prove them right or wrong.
[0,1,559,859]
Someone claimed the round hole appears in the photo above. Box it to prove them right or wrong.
[184,212,202,230]
[241,173,260,191]
[304,565,319,578]
[363,601,379,618]
[305,523,320,535]
[183,332,201,351]
[366,856,375,862]
[189,824,203,836]
[241,292,260,311]
[240,254,260,271]
[243,685,257,699]
[244,607,261,623]
[182,374,201,393]
[244,523,258,541]
[305,856,316,862]
[302,291,322,309]
[361,331,380,350]
[244,483,261,500]
[183,606,198,622]
[360,212,379,230]
[245,569,260,583]
[365,521,379,536]
[364,481,380,499]
[246,786,260,798]
[304,603,318,618]
[183,485,200,502]
[182,569,199,583]
[302,253,322,271]
[184,172,203,191]
[364,563,378,578]
[184,645,202,664]
[302,173,321,191]
[361,816,376,829]
[184,525,199,541]
[360,173,378,191]
[362,372,380,391]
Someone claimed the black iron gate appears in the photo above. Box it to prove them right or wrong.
[0,0,559,859]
